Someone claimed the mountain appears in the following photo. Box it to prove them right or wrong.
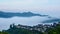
[0,11,49,18]
[42,18,60,23]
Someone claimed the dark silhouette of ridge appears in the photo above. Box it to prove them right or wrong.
[42,18,60,23]
[0,11,49,18]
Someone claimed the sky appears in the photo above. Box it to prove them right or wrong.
[0,0,60,11]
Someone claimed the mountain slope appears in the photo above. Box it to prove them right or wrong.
[0,11,49,18]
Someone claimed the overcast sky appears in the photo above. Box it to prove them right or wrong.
[0,0,60,11]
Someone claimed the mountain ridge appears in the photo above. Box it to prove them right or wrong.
[0,11,49,18]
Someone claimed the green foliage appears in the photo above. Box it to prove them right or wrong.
[47,24,60,34]
[0,31,8,34]
[6,28,43,34]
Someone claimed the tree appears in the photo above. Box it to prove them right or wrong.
[0,31,8,34]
